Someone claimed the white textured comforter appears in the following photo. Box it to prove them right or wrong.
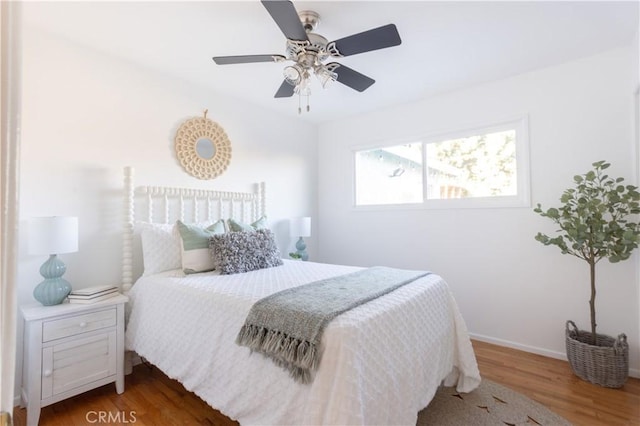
[125,260,480,425]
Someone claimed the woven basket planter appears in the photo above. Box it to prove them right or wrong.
[565,320,628,388]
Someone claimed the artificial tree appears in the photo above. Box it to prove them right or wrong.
[534,161,640,345]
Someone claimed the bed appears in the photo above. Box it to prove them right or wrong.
[121,167,481,425]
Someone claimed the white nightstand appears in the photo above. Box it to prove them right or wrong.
[20,294,128,426]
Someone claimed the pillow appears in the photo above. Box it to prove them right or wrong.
[227,215,268,232]
[209,229,283,275]
[176,219,226,274]
[138,222,181,276]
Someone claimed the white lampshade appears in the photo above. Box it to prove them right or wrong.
[28,216,79,255]
[290,217,311,238]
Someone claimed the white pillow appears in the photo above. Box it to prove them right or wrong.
[138,222,181,276]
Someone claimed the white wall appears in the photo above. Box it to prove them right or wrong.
[318,45,640,376]
[634,26,640,358]
[15,26,318,397]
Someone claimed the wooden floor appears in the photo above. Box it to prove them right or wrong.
[473,340,639,426]
[14,340,640,425]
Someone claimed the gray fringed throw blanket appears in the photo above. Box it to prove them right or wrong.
[236,266,430,384]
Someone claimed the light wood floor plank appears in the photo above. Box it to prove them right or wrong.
[472,340,640,426]
[13,340,639,425]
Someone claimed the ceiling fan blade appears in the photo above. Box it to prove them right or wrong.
[213,54,286,65]
[261,0,308,42]
[329,24,401,57]
[274,80,295,98]
[329,63,375,92]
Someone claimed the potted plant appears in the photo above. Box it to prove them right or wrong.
[534,160,640,388]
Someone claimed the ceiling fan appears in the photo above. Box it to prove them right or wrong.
[212,0,402,113]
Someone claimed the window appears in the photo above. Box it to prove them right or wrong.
[355,144,423,205]
[353,118,529,208]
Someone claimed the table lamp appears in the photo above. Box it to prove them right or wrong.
[28,216,78,305]
[290,217,311,261]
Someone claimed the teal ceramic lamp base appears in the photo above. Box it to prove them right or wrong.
[34,254,72,306]
[295,237,309,261]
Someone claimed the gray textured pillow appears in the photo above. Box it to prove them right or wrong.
[209,229,283,275]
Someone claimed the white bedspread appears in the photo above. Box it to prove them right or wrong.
[125,260,480,425]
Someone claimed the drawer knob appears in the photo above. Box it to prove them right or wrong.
[43,369,52,378]
[79,322,87,328]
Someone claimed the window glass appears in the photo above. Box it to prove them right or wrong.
[353,118,529,208]
[354,144,423,205]
[425,130,517,200]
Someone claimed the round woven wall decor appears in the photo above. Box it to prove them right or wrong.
[174,112,232,180]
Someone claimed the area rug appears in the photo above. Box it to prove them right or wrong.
[417,379,571,425]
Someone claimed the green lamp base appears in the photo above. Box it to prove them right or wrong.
[34,254,72,306]
[295,237,309,261]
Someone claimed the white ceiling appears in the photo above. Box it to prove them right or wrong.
[23,1,639,124]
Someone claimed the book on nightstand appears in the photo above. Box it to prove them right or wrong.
[68,285,119,304]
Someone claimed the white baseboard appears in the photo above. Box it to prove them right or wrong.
[470,332,640,379]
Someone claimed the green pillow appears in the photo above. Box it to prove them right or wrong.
[227,216,268,232]
[176,220,225,274]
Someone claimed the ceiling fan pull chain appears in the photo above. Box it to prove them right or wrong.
[298,92,302,114]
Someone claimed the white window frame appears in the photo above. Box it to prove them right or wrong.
[352,116,531,210]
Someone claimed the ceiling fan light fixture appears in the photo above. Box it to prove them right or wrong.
[295,69,312,95]
[283,64,303,86]
[315,65,337,89]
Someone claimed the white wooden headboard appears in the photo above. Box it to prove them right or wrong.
[121,166,266,292]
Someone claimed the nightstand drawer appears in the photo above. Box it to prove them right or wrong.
[42,308,116,342]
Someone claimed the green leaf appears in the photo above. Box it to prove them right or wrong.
[546,208,559,219]
[534,161,639,290]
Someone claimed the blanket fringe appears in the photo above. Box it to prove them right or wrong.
[236,324,318,383]
[236,267,430,385]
